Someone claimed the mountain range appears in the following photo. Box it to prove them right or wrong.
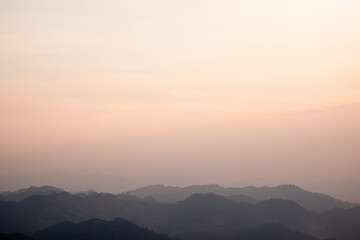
[0,184,359,240]
[0,186,65,202]
[127,184,357,212]
[0,218,172,240]
[1,218,339,240]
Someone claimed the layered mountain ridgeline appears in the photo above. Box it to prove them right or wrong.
[0,219,338,240]
[0,218,173,240]
[2,184,357,212]
[152,194,359,240]
[0,191,159,234]
[32,218,172,240]
[1,190,359,240]
[0,186,65,202]
[126,184,358,212]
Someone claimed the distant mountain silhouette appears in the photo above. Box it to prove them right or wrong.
[1,220,331,240]
[1,187,359,240]
[32,218,172,240]
[152,193,356,240]
[127,184,358,212]
[0,191,157,234]
[0,186,65,202]
[150,194,316,239]
[1,184,357,212]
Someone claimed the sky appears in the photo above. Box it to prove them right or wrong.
[0,0,360,202]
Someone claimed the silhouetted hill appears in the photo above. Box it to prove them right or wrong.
[127,184,357,212]
[0,186,65,202]
[319,207,360,240]
[32,218,172,240]
[154,194,315,239]
[152,194,355,240]
[164,193,253,228]
[232,185,357,212]
[254,198,315,231]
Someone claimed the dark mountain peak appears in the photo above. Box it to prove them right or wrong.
[32,218,173,240]
[181,193,227,202]
[178,193,239,209]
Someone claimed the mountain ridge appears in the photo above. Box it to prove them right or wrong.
[32,217,173,240]
[1,191,359,240]
[126,184,358,212]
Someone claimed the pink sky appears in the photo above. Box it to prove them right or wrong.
[1,0,360,202]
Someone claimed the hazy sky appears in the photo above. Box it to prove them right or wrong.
[1,0,360,202]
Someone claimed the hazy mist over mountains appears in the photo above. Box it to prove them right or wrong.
[1,0,360,239]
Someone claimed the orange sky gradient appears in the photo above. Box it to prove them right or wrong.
[0,0,360,201]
